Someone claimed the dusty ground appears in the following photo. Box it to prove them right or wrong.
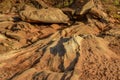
[0,0,120,80]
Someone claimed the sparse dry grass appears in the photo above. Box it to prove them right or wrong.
[102,0,120,19]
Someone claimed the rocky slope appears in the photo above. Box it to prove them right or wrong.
[0,0,120,80]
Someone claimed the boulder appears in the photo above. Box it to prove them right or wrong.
[19,5,69,23]
[80,0,94,15]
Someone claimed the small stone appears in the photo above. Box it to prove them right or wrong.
[117,11,120,15]
[51,24,61,30]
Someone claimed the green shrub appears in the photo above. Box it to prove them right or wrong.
[114,0,120,6]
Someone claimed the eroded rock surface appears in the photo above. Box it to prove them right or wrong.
[0,32,120,80]
[0,0,120,80]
